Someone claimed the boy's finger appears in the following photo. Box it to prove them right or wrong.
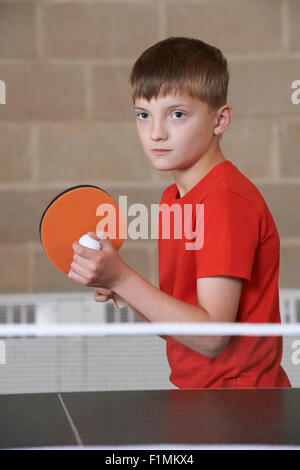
[94,287,113,296]
[94,293,110,302]
[88,232,99,241]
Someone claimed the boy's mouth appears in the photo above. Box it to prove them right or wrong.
[151,149,172,155]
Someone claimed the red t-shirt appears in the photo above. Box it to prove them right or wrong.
[158,160,291,389]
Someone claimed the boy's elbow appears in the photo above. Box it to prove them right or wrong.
[206,336,230,358]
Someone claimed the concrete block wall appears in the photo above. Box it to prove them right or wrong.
[0,0,299,294]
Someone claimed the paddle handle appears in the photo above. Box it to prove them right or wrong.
[113,294,128,310]
[78,234,128,310]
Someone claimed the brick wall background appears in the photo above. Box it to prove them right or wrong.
[0,0,299,294]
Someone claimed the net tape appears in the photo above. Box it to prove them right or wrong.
[1,322,300,337]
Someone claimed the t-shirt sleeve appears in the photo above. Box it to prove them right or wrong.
[195,189,260,281]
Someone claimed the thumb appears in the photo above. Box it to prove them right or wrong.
[87,232,99,241]
[90,231,115,251]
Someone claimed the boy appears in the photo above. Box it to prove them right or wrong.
[68,37,291,389]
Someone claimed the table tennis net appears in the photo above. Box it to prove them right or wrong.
[0,295,300,393]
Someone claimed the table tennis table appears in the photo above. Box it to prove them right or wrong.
[0,388,299,449]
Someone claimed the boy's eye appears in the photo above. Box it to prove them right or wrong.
[136,112,149,120]
[172,111,185,119]
[136,111,185,120]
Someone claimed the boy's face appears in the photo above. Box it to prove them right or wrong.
[134,91,219,172]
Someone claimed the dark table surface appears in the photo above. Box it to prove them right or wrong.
[0,388,299,449]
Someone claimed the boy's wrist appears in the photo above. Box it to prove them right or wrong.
[111,258,133,293]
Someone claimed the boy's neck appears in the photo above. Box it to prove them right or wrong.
[172,147,226,198]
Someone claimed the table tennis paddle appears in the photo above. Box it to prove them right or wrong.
[39,185,127,309]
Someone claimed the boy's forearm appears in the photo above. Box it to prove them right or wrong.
[113,265,222,357]
[128,305,167,341]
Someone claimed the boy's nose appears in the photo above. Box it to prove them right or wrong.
[151,121,168,140]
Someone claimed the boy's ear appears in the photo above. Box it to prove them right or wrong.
[214,105,232,136]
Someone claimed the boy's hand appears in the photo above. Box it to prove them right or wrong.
[68,231,128,290]
[94,287,113,303]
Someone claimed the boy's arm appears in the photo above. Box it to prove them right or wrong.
[128,305,167,341]
[94,288,166,340]
[113,266,242,358]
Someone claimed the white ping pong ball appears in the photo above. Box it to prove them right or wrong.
[78,234,100,251]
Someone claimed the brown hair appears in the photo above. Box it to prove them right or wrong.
[129,36,229,112]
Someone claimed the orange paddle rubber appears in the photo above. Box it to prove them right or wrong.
[39,185,127,309]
